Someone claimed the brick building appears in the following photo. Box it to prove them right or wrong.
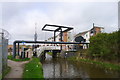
[74,24,104,49]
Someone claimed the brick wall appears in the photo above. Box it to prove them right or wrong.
[63,32,68,42]
[93,27,103,36]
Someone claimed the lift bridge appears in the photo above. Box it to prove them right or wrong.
[13,24,89,58]
[13,41,89,58]
[35,44,61,57]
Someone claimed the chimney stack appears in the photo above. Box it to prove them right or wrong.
[93,23,94,28]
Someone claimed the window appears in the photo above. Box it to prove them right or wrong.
[68,37,70,39]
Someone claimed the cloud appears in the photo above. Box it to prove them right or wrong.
[2,2,118,44]
[0,0,119,2]
[0,3,2,27]
[4,10,53,41]
[49,2,118,32]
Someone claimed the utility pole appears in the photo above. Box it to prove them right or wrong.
[33,23,37,57]
[34,23,37,42]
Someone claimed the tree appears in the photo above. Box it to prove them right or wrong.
[88,31,119,62]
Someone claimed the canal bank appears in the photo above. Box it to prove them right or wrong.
[67,56,120,71]
[42,53,120,78]
[61,50,120,71]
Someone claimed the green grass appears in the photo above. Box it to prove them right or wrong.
[47,52,52,55]
[0,74,2,80]
[2,66,11,78]
[67,56,120,71]
[47,52,61,56]
[22,58,44,79]
[8,55,30,61]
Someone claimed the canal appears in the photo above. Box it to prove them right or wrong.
[41,54,119,79]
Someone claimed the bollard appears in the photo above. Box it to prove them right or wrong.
[27,52,29,58]
[23,51,25,58]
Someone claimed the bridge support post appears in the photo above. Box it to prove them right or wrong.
[23,50,25,58]
[41,51,46,60]
[52,50,57,58]
[54,31,56,42]
[43,51,46,58]
[18,43,19,56]
[13,42,16,58]
[60,29,62,50]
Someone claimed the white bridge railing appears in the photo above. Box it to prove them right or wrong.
[35,46,60,57]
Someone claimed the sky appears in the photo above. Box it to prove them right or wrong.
[0,0,119,44]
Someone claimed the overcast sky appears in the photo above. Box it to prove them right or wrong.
[0,1,119,44]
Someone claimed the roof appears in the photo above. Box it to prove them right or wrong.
[91,26,104,30]
[75,26,104,38]
[8,45,13,48]
[75,30,90,37]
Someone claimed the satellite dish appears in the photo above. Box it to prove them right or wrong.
[0,28,11,39]
[75,36,86,42]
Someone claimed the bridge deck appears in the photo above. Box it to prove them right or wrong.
[14,40,89,44]
[13,40,89,58]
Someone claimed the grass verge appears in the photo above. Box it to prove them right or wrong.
[22,57,44,79]
[2,66,11,78]
[8,55,30,61]
[47,52,52,56]
[0,74,2,80]
[67,56,120,71]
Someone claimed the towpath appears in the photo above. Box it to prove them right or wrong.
[4,59,29,78]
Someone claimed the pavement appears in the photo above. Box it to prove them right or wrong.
[4,59,29,78]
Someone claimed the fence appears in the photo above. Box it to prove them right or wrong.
[0,29,9,79]
[0,34,2,79]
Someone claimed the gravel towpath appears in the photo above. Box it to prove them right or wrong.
[4,59,29,78]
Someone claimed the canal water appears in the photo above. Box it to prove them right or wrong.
[41,54,120,79]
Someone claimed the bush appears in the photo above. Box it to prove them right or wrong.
[88,31,120,62]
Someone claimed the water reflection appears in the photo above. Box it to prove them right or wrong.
[42,54,120,78]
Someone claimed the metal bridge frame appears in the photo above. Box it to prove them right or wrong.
[13,40,89,58]
[42,24,73,50]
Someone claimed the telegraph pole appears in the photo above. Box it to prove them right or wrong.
[34,23,37,42]
[33,23,37,57]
